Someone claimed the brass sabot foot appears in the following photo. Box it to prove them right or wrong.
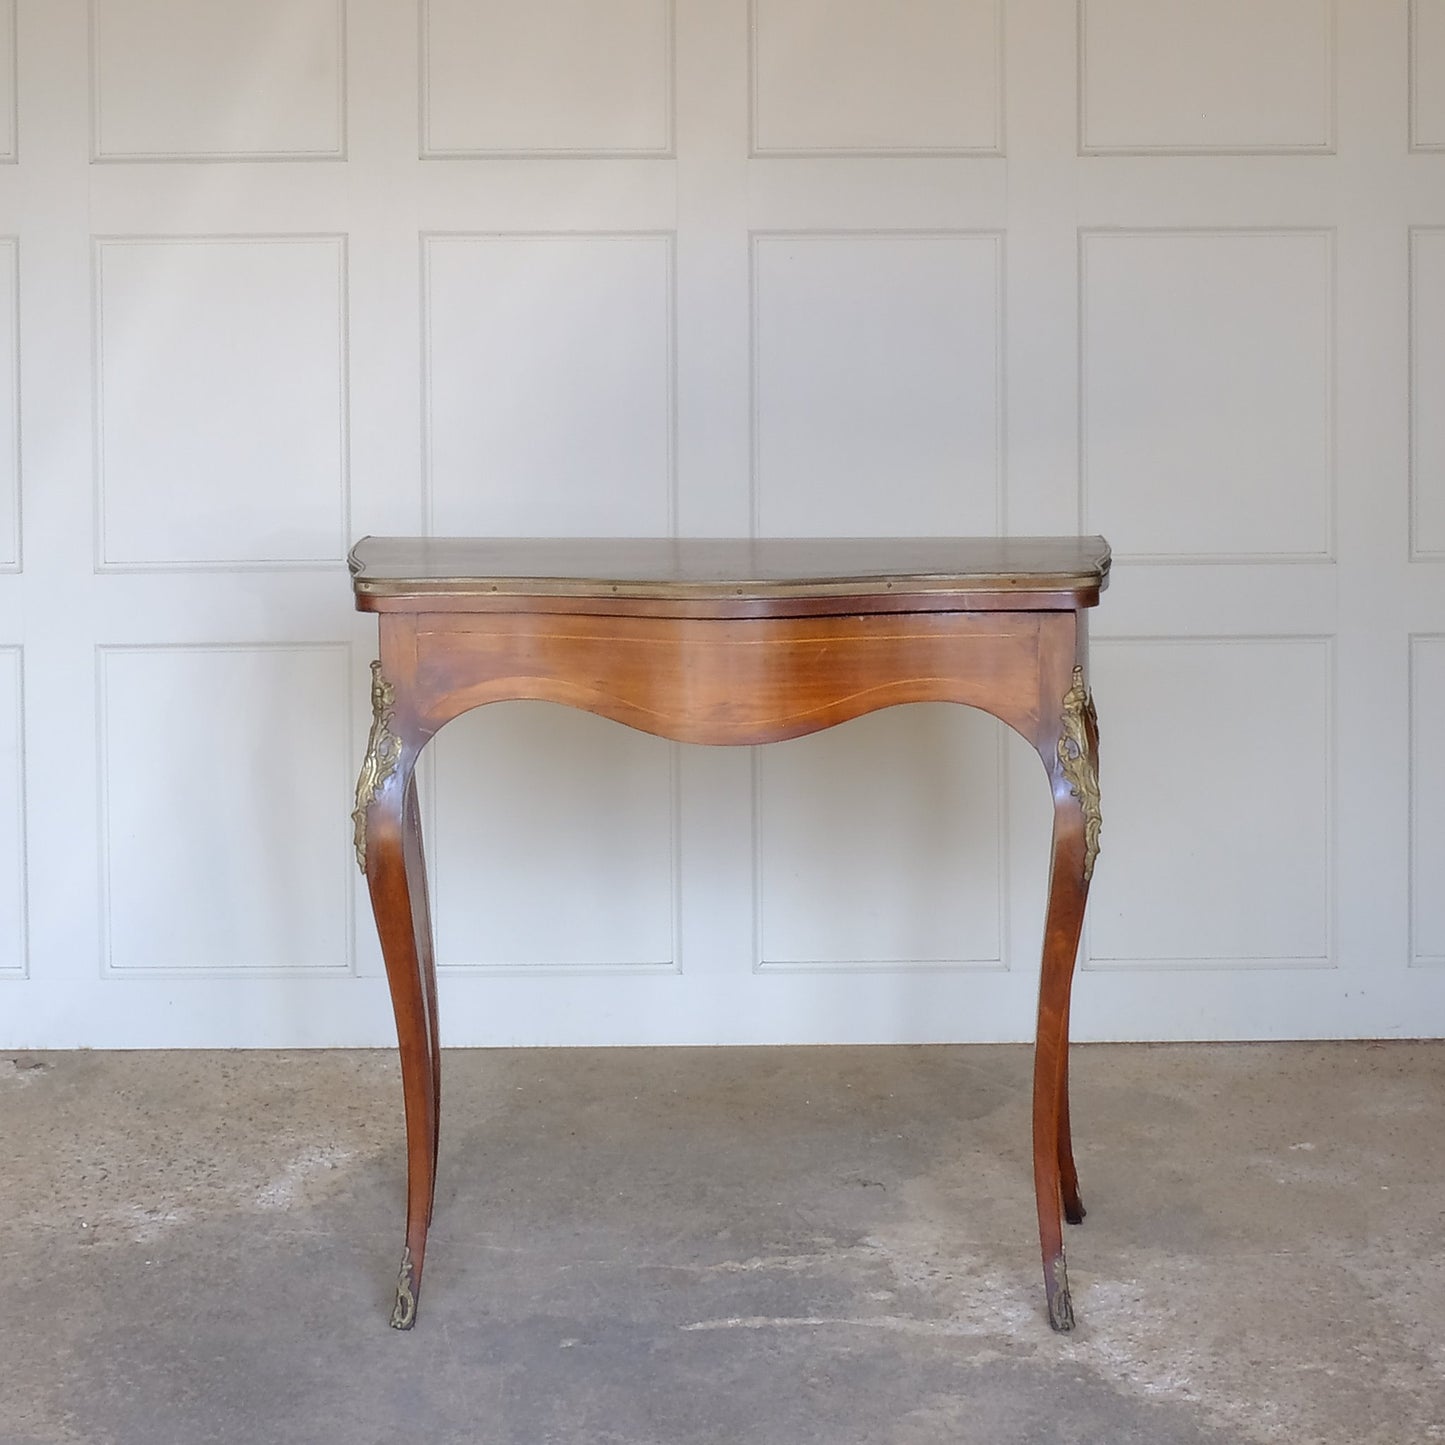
[1047,1255,1076,1333]
[389,1246,417,1330]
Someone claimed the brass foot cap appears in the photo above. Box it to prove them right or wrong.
[1047,1255,1076,1332]
[390,1246,418,1330]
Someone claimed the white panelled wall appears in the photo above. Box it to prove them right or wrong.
[1,1,1442,1047]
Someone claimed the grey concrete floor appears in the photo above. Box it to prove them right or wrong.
[2,1043,1443,1445]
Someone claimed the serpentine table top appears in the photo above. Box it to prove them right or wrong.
[349,534,1111,614]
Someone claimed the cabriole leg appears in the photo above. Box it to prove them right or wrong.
[354,660,440,1330]
[1033,663,1101,1331]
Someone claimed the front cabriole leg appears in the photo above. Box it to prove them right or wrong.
[1033,663,1101,1332]
[354,659,439,1330]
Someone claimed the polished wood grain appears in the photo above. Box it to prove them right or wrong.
[353,536,1109,1335]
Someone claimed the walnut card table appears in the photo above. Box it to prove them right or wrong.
[350,535,1109,1334]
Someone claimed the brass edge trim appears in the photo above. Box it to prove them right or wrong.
[350,572,1108,602]
[352,660,402,873]
[390,1246,417,1330]
[1058,665,1102,881]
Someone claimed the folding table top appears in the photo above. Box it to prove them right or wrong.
[349,536,1111,615]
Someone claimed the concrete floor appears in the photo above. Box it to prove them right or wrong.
[2,1043,1442,1445]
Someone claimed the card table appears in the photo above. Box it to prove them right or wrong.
[350,535,1110,1332]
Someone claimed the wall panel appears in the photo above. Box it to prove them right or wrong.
[1412,229,1445,557]
[757,706,1004,970]
[94,236,349,568]
[1087,638,1333,968]
[422,0,673,157]
[752,232,1002,536]
[429,705,677,971]
[0,646,23,975]
[1081,230,1333,562]
[91,0,344,160]
[1414,0,1445,150]
[98,644,352,975]
[751,0,1001,155]
[0,0,14,162]
[1411,636,1445,965]
[0,239,17,569]
[1080,0,1333,154]
[0,0,1437,1045]
[423,233,675,536]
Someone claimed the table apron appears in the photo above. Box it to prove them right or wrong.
[384,608,1076,750]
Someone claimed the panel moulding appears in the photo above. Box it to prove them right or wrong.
[89,0,347,162]
[419,230,678,539]
[1410,228,1445,561]
[752,720,1012,974]
[1077,0,1336,156]
[91,234,351,572]
[418,0,675,159]
[1078,227,1337,565]
[1082,634,1337,971]
[748,0,1004,157]
[0,645,26,976]
[0,0,15,163]
[417,722,682,976]
[748,229,1006,539]
[96,642,355,977]
[1409,633,1445,965]
[1411,0,1445,152]
[0,237,18,573]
